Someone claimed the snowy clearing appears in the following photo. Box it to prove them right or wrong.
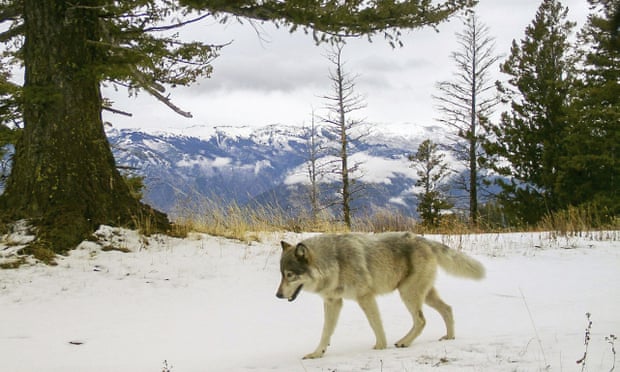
[1,227,618,371]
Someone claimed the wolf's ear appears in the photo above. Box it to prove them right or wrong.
[281,241,294,252]
[294,243,312,264]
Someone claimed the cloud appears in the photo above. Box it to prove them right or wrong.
[204,54,326,93]
[186,23,329,94]
[105,0,590,130]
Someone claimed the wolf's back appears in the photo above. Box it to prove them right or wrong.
[426,239,485,280]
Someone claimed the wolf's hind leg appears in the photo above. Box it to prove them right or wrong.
[357,294,387,350]
[303,298,343,359]
[395,277,432,347]
[425,287,454,340]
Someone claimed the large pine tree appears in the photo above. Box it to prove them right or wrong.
[0,0,474,255]
[489,0,576,225]
[559,0,620,218]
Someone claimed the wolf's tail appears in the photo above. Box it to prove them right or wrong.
[427,239,485,280]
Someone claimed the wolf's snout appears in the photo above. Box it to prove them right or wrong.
[276,291,284,299]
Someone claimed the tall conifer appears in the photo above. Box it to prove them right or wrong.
[489,0,576,224]
[561,0,620,218]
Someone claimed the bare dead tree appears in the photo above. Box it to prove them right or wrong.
[320,42,368,229]
[433,12,500,226]
[304,108,325,221]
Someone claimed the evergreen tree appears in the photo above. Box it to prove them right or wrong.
[560,0,620,218]
[0,64,20,128]
[0,0,474,254]
[0,64,20,184]
[433,12,500,226]
[488,0,576,225]
[409,139,453,227]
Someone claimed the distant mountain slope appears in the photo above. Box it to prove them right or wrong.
[106,123,459,218]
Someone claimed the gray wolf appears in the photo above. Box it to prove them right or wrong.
[275,232,485,359]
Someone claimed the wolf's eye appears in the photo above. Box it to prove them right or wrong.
[285,271,296,280]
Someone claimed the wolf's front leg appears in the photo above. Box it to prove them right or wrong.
[357,294,387,350]
[303,298,343,359]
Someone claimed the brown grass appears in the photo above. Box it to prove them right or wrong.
[173,198,300,242]
[170,197,619,241]
[538,205,619,236]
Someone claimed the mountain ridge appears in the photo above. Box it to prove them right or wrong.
[106,123,458,218]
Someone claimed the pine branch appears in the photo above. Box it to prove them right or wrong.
[182,0,475,43]
[0,23,23,42]
[129,66,192,117]
[142,13,213,33]
[102,106,133,117]
[0,3,21,23]
[143,84,192,118]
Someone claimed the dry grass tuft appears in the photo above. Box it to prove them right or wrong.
[173,198,298,242]
[169,197,618,240]
[538,205,619,239]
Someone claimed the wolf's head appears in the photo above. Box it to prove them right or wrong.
[276,241,313,302]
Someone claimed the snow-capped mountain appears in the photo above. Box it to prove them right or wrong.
[106,123,457,218]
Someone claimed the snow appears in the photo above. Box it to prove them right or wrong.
[176,155,232,170]
[253,159,272,175]
[142,139,170,154]
[1,228,618,372]
[284,153,416,185]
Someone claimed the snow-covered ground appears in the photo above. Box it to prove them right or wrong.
[1,227,618,372]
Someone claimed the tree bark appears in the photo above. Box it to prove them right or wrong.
[470,47,478,227]
[336,62,351,230]
[1,0,168,254]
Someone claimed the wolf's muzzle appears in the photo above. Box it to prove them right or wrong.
[288,284,303,302]
[276,284,303,302]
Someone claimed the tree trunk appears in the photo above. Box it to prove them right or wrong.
[1,0,168,254]
[307,113,321,221]
[341,122,351,229]
[469,136,478,226]
[469,35,478,227]
[337,65,351,230]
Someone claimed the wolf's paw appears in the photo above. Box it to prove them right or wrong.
[373,341,387,350]
[439,335,455,341]
[394,340,411,348]
[302,350,325,359]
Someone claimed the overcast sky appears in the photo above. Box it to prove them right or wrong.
[102,0,590,135]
